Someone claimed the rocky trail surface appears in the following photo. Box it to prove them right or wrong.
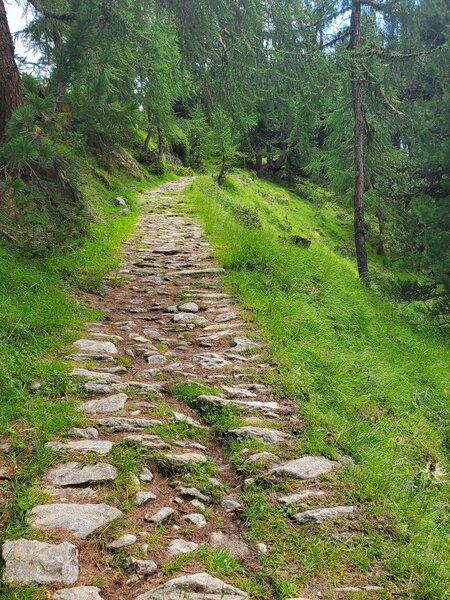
[1,179,378,599]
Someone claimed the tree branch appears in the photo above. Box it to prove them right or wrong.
[26,0,74,21]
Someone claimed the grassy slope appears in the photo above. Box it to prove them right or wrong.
[184,173,449,599]
[0,166,174,599]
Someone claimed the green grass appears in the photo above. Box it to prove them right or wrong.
[184,173,450,599]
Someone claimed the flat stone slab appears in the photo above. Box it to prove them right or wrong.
[68,427,99,439]
[28,503,123,539]
[134,571,248,599]
[182,512,207,528]
[192,353,231,369]
[46,440,113,455]
[145,507,175,524]
[80,393,128,414]
[197,395,281,414]
[71,369,121,383]
[98,416,161,432]
[293,505,355,524]
[172,411,204,429]
[278,490,326,504]
[54,587,103,600]
[47,462,117,487]
[160,452,207,468]
[74,339,118,354]
[178,302,200,312]
[168,539,199,556]
[173,313,208,326]
[2,539,79,584]
[268,455,338,479]
[229,426,293,444]
[108,534,137,549]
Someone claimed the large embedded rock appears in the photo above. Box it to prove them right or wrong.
[74,339,118,354]
[160,452,207,469]
[134,572,248,599]
[46,440,113,455]
[293,505,355,524]
[167,539,199,556]
[178,302,199,313]
[47,462,117,486]
[54,587,103,600]
[70,369,121,383]
[28,503,123,539]
[173,313,208,326]
[229,426,293,444]
[98,416,160,432]
[268,455,338,479]
[197,395,281,414]
[79,393,128,414]
[2,539,79,584]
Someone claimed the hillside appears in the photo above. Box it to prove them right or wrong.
[183,174,450,597]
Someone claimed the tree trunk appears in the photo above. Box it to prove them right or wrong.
[255,153,263,177]
[157,116,164,160]
[0,0,24,138]
[375,207,387,256]
[350,0,369,280]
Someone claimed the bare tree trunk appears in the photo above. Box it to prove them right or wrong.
[255,154,263,177]
[0,0,24,138]
[375,207,387,256]
[350,0,369,280]
[157,116,164,160]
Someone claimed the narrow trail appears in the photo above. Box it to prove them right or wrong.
[2,178,362,600]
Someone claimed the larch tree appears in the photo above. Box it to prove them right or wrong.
[0,0,24,138]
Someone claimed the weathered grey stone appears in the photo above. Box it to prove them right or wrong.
[197,395,281,414]
[221,498,242,512]
[192,353,231,369]
[74,339,118,354]
[293,505,355,524]
[45,486,98,501]
[230,426,293,444]
[68,427,99,440]
[135,491,157,506]
[47,462,117,486]
[171,267,225,276]
[123,556,157,576]
[278,490,326,504]
[172,411,204,428]
[173,313,208,326]
[231,337,260,352]
[178,302,199,313]
[182,513,206,528]
[134,572,248,600]
[54,587,103,600]
[243,451,277,465]
[139,466,154,482]
[125,434,169,449]
[209,532,250,557]
[108,534,137,549]
[46,440,113,455]
[175,486,210,502]
[147,354,166,365]
[167,539,199,556]
[98,416,161,432]
[145,507,175,523]
[160,452,207,468]
[268,456,338,479]
[2,539,79,584]
[71,369,121,383]
[80,393,128,414]
[215,312,237,323]
[28,503,123,539]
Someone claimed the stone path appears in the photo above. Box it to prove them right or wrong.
[1,178,376,598]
